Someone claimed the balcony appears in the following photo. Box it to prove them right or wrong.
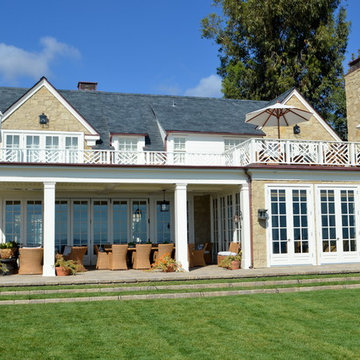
[0,138,358,168]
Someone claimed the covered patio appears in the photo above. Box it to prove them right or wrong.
[0,164,251,276]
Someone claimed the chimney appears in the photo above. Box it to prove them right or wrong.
[77,81,98,91]
[345,57,360,142]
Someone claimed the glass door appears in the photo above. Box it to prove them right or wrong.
[72,200,90,263]
[92,200,109,263]
[269,187,314,265]
[26,135,40,162]
[131,200,148,243]
[319,188,359,263]
[5,135,20,162]
[45,136,60,162]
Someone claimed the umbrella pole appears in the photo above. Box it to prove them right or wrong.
[277,117,281,139]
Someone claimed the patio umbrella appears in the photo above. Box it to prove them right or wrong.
[245,102,313,139]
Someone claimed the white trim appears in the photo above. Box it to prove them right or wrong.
[1,78,100,138]
[282,89,341,141]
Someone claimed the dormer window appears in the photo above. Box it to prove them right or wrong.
[118,138,138,152]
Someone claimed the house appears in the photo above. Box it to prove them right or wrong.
[0,56,359,276]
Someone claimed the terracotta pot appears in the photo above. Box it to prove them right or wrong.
[56,267,70,276]
[231,260,240,270]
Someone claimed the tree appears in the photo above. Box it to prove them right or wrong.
[201,0,350,139]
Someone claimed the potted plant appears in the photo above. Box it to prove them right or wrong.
[0,241,19,259]
[55,254,77,276]
[151,255,182,272]
[219,252,242,270]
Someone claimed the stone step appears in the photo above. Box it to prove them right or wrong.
[1,282,360,305]
[1,275,360,297]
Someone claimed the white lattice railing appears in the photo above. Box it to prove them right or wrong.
[1,139,359,167]
[0,148,227,167]
[229,138,360,167]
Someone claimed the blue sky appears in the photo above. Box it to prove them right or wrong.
[0,0,359,97]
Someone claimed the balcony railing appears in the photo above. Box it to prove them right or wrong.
[0,139,359,167]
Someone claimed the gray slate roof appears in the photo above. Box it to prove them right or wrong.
[0,85,275,150]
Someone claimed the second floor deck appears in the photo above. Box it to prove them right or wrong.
[0,138,358,168]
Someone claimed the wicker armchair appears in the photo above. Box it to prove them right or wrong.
[63,246,88,272]
[153,243,174,263]
[188,243,207,268]
[18,247,43,275]
[94,245,110,270]
[132,244,152,270]
[109,244,128,270]
[217,242,241,265]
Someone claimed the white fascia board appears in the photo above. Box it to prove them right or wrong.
[282,89,342,142]
[0,165,249,184]
[1,78,99,136]
[247,167,360,182]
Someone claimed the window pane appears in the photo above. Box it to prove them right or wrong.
[5,200,21,244]
[26,201,42,247]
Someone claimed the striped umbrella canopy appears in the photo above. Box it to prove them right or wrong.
[245,102,312,139]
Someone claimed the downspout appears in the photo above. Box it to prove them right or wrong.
[244,168,254,268]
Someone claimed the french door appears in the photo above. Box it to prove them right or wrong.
[70,199,148,265]
[268,187,315,266]
[318,187,360,263]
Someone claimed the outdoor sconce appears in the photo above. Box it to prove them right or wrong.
[258,209,268,220]
[293,124,300,134]
[39,113,49,125]
[133,208,142,223]
[160,190,169,212]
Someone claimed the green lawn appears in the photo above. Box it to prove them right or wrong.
[1,289,360,359]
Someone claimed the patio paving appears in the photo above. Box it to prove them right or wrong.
[1,263,360,287]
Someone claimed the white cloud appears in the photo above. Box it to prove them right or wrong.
[184,74,222,98]
[0,37,80,82]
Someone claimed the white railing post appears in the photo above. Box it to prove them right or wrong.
[318,142,324,165]
[349,143,355,166]
[249,138,256,164]
[285,140,291,164]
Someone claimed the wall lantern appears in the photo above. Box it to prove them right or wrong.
[39,113,49,125]
[133,208,142,223]
[293,124,301,134]
[258,209,268,220]
[160,190,169,212]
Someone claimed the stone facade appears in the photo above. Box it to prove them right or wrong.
[2,87,90,147]
[345,64,360,142]
[262,94,336,141]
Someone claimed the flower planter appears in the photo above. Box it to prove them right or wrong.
[231,260,240,270]
[55,267,71,276]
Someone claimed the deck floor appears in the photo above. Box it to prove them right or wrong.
[1,263,360,287]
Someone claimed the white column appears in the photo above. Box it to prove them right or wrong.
[174,183,189,271]
[43,182,56,276]
[240,183,252,269]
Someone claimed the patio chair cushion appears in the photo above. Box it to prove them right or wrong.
[217,251,237,256]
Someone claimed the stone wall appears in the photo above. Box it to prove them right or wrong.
[345,66,360,142]
[2,86,90,147]
[262,95,336,141]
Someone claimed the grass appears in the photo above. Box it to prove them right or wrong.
[0,289,360,359]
